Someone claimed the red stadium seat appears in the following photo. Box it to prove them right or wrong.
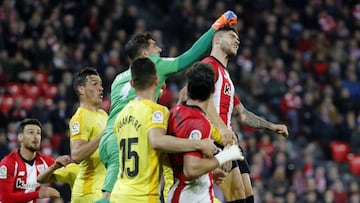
[33,71,48,84]
[45,97,55,109]
[23,84,42,98]
[0,95,15,114]
[22,96,36,111]
[348,154,360,176]
[42,83,58,99]
[6,82,23,97]
[330,141,350,164]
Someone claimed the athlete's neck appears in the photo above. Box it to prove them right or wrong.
[19,147,36,161]
[210,49,229,68]
[134,89,155,102]
[80,102,99,112]
[186,99,209,113]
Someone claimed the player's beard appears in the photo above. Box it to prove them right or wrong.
[220,42,237,58]
[25,143,40,152]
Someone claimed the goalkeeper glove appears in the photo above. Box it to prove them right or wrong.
[215,145,244,166]
[212,10,237,30]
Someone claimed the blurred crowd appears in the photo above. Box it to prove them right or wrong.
[0,0,360,202]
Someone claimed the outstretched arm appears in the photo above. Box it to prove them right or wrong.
[183,145,243,180]
[151,11,238,75]
[37,155,71,183]
[234,103,289,137]
[148,127,217,157]
[176,10,238,71]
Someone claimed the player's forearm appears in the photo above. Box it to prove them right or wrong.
[177,28,216,71]
[207,100,227,129]
[71,136,101,163]
[150,133,203,153]
[102,152,119,192]
[184,158,219,180]
[0,191,39,203]
[101,135,119,193]
[37,164,57,183]
[235,104,273,130]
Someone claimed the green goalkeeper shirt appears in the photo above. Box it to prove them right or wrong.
[99,27,216,192]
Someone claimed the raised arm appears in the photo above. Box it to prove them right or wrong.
[152,11,238,75]
[176,11,238,71]
[234,103,289,137]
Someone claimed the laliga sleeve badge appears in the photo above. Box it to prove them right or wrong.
[189,129,202,140]
[0,165,7,179]
[152,110,164,123]
[71,121,80,135]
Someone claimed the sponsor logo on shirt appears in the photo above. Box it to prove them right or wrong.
[16,178,39,190]
[18,171,25,176]
[189,129,202,140]
[0,165,7,179]
[152,110,164,123]
[224,83,231,96]
[71,121,80,135]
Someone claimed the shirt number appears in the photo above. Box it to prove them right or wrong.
[119,137,139,178]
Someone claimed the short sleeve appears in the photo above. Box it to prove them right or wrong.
[69,113,89,141]
[148,105,170,130]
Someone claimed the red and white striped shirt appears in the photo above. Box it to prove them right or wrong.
[167,104,215,203]
[0,150,54,203]
[202,56,241,128]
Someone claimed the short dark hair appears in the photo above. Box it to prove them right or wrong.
[215,25,238,35]
[186,62,215,101]
[130,58,157,91]
[17,118,41,134]
[73,67,99,96]
[125,32,153,60]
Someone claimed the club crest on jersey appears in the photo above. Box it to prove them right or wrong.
[189,130,202,140]
[0,165,7,179]
[71,121,80,135]
[152,110,164,123]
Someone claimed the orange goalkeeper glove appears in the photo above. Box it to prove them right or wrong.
[212,10,237,30]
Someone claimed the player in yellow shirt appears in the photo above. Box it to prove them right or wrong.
[110,58,217,203]
[69,68,108,202]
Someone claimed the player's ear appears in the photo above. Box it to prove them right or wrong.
[77,85,85,96]
[213,34,221,45]
[154,77,159,87]
[141,49,149,57]
[18,133,23,142]
[130,80,135,88]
